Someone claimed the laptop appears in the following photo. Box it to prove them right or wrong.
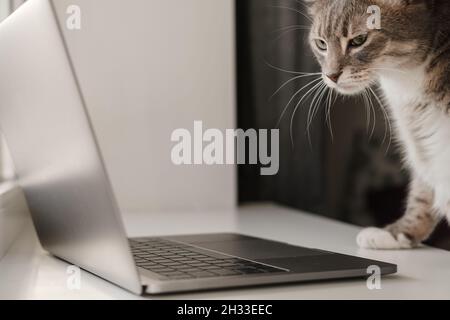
[0,0,396,295]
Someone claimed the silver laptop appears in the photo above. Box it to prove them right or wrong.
[0,0,396,295]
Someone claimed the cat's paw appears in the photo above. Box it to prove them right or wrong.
[356,227,415,250]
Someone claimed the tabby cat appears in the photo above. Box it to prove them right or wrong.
[305,0,450,249]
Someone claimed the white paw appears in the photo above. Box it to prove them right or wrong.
[357,227,414,250]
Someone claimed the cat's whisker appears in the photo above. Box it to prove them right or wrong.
[332,88,339,105]
[265,61,318,75]
[307,84,328,145]
[289,80,324,147]
[306,85,328,148]
[293,0,309,10]
[307,83,326,132]
[314,86,329,126]
[358,92,371,133]
[308,83,327,131]
[302,81,327,146]
[306,82,326,128]
[326,88,335,141]
[368,86,393,154]
[268,5,313,23]
[369,88,379,139]
[272,25,311,34]
[272,26,312,43]
[360,91,371,137]
[275,77,322,128]
[363,88,377,139]
[368,87,388,144]
[271,73,322,100]
[368,89,378,139]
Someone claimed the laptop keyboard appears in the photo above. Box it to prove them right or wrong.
[129,238,287,281]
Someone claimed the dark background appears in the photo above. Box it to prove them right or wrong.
[235,0,450,250]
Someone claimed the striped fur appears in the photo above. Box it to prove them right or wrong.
[306,0,450,249]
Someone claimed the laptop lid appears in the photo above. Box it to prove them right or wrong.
[0,0,142,294]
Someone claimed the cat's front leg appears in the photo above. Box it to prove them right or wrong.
[357,178,440,250]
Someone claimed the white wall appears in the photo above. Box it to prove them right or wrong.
[52,0,237,213]
[0,0,24,182]
[0,0,26,21]
[0,1,9,182]
[0,1,10,21]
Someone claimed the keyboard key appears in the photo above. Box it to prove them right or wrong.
[171,257,192,262]
[153,258,171,262]
[200,266,222,270]
[148,266,172,272]
[131,238,288,281]
[175,265,198,270]
[197,257,216,261]
[162,262,183,267]
[181,268,202,272]
[188,262,210,267]
[139,254,157,258]
[190,255,207,259]
[139,262,158,267]
[217,263,239,267]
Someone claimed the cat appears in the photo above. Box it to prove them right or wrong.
[305,0,450,249]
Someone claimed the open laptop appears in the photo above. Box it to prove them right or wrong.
[0,0,396,295]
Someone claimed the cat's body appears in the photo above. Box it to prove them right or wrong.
[306,0,450,249]
[368,62,450,249]
[380,64,450,212]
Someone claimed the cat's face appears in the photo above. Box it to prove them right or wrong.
[307,0,431,95]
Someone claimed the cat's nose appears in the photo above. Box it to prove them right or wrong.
[326,72,343,83]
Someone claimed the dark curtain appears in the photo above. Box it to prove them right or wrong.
[236,0,327,214]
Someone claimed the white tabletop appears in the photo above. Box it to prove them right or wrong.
[1,204,450,300]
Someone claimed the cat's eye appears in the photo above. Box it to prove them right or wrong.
[315,39,327,51]
[350,34,368,47]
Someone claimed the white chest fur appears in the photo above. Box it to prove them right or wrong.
[379,66,450,212]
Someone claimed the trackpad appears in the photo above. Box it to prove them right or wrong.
[196,240,328,260]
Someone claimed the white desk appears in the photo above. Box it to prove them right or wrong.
[1,203,450,300]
